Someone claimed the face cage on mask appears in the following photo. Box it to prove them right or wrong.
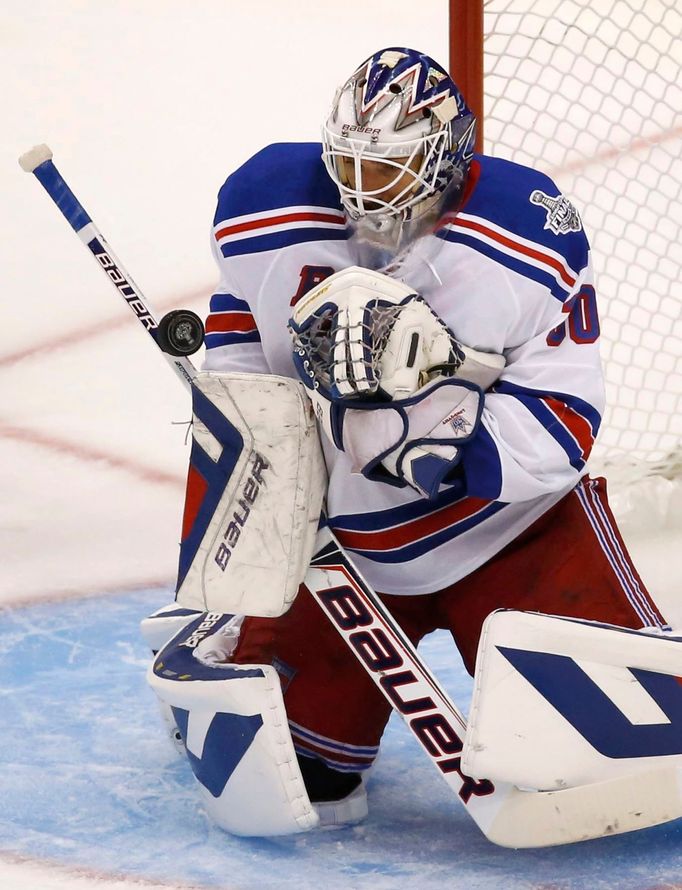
[322,127,452,220]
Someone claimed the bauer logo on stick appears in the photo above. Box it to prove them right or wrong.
[94,248,157,330]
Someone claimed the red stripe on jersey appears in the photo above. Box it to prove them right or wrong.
[205,311,257,334]
[215,211,345,241]
[448,216,576,288]
[543,396,595,461]
[334,496,491,553]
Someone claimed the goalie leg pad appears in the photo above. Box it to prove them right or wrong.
[176,371,327,617]
[148,613,319,836]
[140,603,205,754]
[140,602,204,654]
[463,610,682,791]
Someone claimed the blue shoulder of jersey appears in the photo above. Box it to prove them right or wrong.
[213,143,346,258]
[455,155,590,298]
[214,142,343,223]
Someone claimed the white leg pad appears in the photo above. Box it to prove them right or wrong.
[463,610,682,791]
[140,604,206,753]
[140,602,204,653]
[148,613,319,835]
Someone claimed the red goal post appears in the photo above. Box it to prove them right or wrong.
[448,0,682,490]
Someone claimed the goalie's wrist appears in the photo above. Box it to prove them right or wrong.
[364,440,467,499]
[395,442,463,500]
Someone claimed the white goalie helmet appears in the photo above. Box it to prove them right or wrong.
[322,47,477,253]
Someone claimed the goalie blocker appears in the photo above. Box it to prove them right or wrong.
[175,371,326,617]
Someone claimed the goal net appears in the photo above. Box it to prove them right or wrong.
[462,1,681,507]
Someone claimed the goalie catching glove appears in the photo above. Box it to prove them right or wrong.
[289,265,503,498]
[289,265,505,400]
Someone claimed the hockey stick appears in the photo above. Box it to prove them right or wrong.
[304,530,682,847]
[19,145,200,389]
[21,145,682,848]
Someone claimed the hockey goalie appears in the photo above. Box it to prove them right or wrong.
[142,47,682,846]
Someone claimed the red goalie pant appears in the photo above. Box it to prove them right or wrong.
[232,476,667,775]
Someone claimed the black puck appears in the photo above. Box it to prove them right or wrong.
[156,309,205,356]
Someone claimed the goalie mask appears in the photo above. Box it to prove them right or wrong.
[322,47,476,257]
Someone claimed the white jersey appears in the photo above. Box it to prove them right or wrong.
[202,143,603,595]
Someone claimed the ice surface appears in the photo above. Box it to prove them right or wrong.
[2,1,681,887]
[3,591,682,890]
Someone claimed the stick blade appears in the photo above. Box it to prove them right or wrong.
[19,144,53,172]
[484,766,682,848]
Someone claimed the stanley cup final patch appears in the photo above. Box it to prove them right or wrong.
[530,190,582,235]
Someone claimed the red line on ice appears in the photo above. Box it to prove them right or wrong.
[550,124,682,176]
[0,850,214,889]
[0,420,185,487]
[0,285,209,369]
[0,285,205,487]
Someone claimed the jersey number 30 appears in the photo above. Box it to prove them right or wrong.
[547,285,600,347]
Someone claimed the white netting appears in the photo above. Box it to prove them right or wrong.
[482,0,682,485]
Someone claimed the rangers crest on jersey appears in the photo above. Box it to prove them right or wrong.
[530,190,582,235]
